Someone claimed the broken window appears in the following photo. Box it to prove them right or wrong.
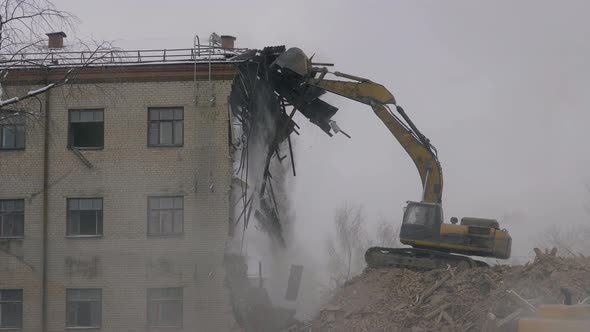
[67,198,103,237]
[0,289,23,328]
[66,289,101,328]
[0,199,24,238]
[68,109,104,149]
[148,196,183,235]
[147,287,182,327]
[148,107,183,146]
[0,110,25,149]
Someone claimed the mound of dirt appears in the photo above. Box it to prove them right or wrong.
[289,250,590,332]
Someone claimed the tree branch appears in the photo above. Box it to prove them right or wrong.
[0,41,111,108]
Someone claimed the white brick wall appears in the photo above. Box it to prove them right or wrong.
[0,78,239,331]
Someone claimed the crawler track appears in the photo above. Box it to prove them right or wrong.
[365,247,488,270]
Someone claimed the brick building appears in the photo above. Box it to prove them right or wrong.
[0,36,244,331]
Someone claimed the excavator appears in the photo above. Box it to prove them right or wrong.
[263,48,512,269]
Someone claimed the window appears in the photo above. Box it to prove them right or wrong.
[67,198,103,236]
[148,107,183,146]
[68,109,104,148]
[148,196,183,235]
[402,203,441,228]
[147,288,182,327]
[0,110,25,149]
[0,199,24,238]
[0,289,23,328]
[66,289,101,328]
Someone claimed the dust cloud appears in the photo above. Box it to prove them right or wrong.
[53,0,590,325]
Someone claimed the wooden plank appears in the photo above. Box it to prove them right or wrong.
[418,273,452,305]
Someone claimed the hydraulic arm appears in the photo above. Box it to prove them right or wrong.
[310,71,443,204]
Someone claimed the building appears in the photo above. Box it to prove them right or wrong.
[0,34,245,331]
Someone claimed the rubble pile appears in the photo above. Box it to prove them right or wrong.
[292,250,590,332]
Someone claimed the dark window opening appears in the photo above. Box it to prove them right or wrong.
[147,287,183,327]
[0,111,25,150]
[67,198,103,236]
[66,289,101,328]
[69,109,104,149]
[0,289,23,328]
[0,199,24,238]
[148,107,183,146]
[148,196,183,235]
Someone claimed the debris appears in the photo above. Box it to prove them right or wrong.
[417,273,451,305]
[392,303,407,311]
[441,310,454,326]
[224,254,296,332]
[425,303,451,319]
[446,265,455,279]
[507,290,537,313]
[293,250,590,332]
[322,305,342,312]
[285,264,304,301]
[229,46,340,244]
[481,312,496,332]
[495,308,523,328]
[483,273,496,285]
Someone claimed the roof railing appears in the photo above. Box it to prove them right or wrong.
[0,45,250,68]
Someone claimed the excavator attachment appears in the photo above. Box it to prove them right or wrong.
[271,47,312,77]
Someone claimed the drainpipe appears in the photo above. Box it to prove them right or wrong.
[41,72,50,332]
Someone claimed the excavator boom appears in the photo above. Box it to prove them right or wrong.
[311,76,443,204]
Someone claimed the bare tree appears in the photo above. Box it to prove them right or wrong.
[374,218,399,248]
[0,0,71,54]
[0,0,114,121]
[535,224,589,257]
[325,204,369,290]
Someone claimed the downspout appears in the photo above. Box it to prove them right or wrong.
[41,72,50,332]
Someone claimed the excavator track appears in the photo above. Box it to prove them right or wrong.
[365,247,488,270]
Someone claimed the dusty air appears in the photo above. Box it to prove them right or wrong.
[1,1,589,331]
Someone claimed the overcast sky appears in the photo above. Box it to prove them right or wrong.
[53,0,590,260]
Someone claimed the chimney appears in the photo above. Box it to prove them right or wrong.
[220,35,236,49]
[47,32,67,49]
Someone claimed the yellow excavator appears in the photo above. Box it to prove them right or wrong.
[270,48,512,269]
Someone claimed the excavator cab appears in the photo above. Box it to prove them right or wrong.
[402,201,443,227]
[400,201,443,244]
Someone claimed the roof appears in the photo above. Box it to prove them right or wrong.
[46,32,67,37]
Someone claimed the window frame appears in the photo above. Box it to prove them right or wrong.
[147,107,184,147]
[147,196,184,236]
[65,288,102,329]
[66,198,104,238]
[67,109,105,150]
[0,110,26,150]
[0,289,23,329]
[146,287,183,328]
[0,199,25,239]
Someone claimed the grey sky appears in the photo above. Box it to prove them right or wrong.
[54,0,590,260]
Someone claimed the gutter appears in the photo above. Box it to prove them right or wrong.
[41,71,50,332]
